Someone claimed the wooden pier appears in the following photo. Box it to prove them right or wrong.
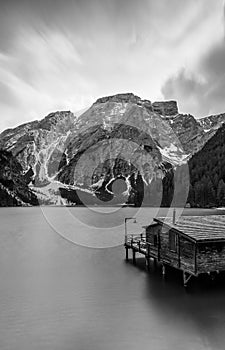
[124,215,225,287]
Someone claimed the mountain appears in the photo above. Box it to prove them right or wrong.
[0,149,38,206]
[0,92,224,206]
[0,111,78,204]
[0,111,77,184]
[0,94,181,205]
[56,93,177,206]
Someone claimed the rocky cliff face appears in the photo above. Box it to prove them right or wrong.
[151,101,213,156]
[164,114,206,155]
[152,100,178,116]
[0,111,77,186]
[0,150,38,206]
[199,113,225,132]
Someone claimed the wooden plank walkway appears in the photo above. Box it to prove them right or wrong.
[125,234,160,271]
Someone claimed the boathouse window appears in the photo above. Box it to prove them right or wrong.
[169,231,177,252]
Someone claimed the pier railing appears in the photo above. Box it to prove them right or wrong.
[126,233,146,243]
[125,233,148,253]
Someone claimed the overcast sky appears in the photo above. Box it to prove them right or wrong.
[0,0,225,131]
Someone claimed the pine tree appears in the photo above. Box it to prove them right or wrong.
[206,179,216,207]
[187,184,195,207]
[217,179,225,206]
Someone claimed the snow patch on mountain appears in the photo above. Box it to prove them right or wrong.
[159,144,189,165]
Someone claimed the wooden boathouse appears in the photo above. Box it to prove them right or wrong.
[124,215,225,287]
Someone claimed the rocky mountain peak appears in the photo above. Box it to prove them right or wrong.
[94,93,179,117]
[38,111,76,131]
[93,93,153,112]
[94,93,142,105]
[43,110,73,121]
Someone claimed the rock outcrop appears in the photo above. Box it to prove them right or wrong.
[164,114,205,155]
[152,100,178,116]
[199,113,225,132]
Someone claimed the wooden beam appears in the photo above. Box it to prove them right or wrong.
[194,243,197,274]
[125,247,129,261]
[158,231,161,262]
[147,243,150,258]
[183,271,192,287]
[132,249,136,265]
[178,235,181,268]
[145,256,150,271]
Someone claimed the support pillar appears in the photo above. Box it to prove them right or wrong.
[125,247,129,261]
[183,271,192,287]
[132,250,136,265]
[145,256,150,271]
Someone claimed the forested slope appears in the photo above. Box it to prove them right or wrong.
[187,123,225,207]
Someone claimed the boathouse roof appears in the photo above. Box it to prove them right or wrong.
[153,215,225,243]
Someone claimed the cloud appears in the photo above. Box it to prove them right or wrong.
[0,81,19,106]
[0,0,224,130]
[162,39,225,117]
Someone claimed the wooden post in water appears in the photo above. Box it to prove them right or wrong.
[132,249,136,265]
[125,247,129,261]
[146,243,150,271]
[183,271,192,287]
[145,256,150,271]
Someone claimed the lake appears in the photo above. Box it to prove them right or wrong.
[1,206,225,350]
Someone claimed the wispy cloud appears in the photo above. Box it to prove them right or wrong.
[0,0,224,130]
[162,32,225,118]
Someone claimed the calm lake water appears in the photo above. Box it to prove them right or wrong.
[1,206,225,350]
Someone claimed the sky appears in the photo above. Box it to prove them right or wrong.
[0,0,225,132]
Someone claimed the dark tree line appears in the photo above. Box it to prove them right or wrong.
[184,124,225,207]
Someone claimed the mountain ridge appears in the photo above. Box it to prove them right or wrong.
[1,92,225,206]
